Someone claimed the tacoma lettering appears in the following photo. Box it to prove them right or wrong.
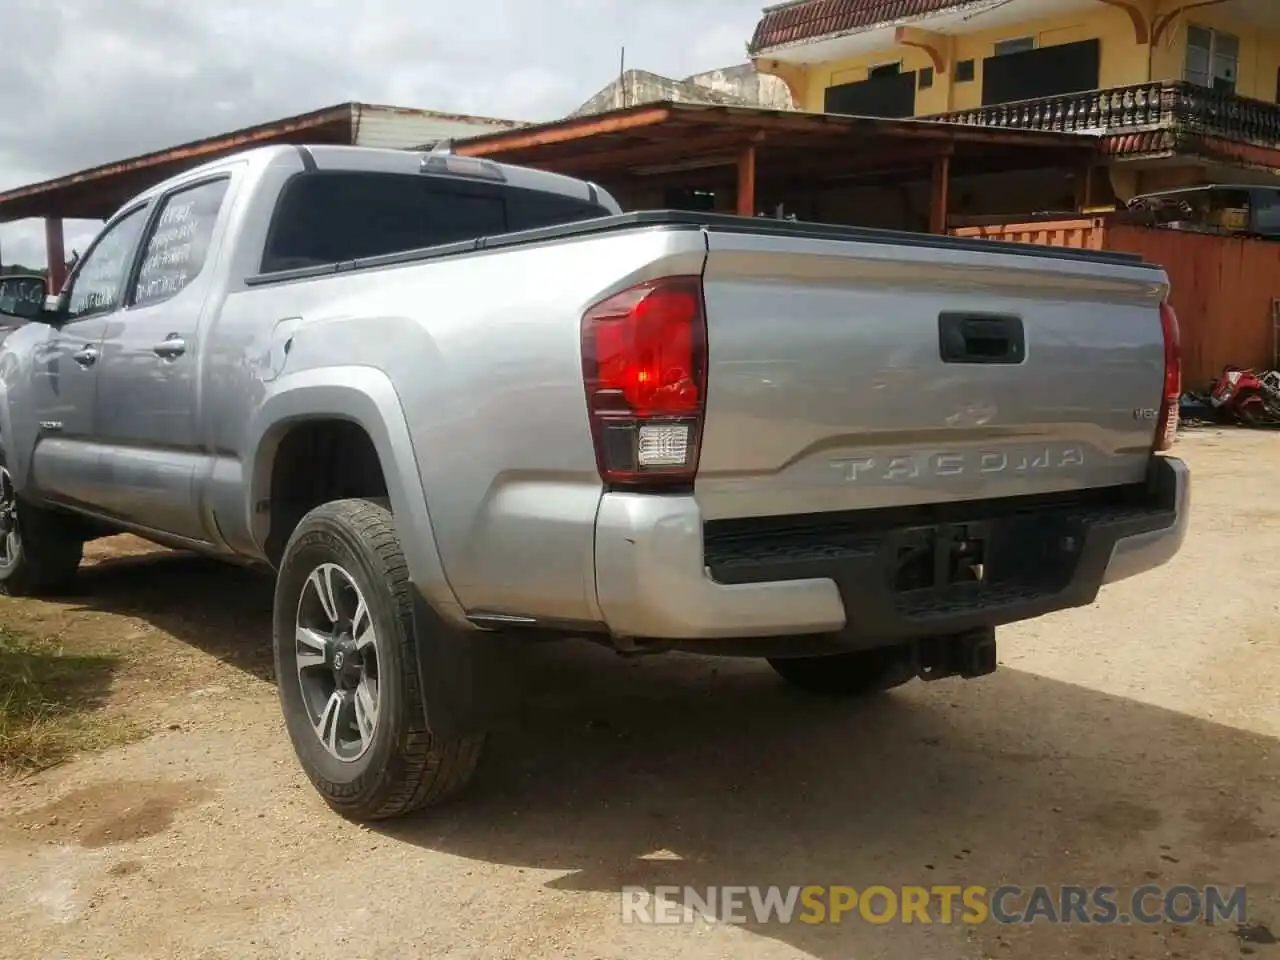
[832,447,1086,483]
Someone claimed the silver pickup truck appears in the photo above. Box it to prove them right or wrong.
[0,145,1189,821]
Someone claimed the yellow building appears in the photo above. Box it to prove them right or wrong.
[750,0,1280,204]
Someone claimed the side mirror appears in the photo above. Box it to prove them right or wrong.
[0,274,50,323]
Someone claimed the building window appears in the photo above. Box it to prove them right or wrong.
[1185,24,1239,93]
[956,59,976,82]
[994,36,1036,56]
[869,62,902,78]
[919,66,934,90]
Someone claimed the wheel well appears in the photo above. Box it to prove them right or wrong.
[265,419,388,566]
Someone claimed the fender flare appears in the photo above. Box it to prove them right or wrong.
[245,365,465,625]
[247,366,517,737]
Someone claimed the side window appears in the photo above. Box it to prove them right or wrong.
[1254,192,1280,236]
[0,275,44,317]
[259,174,616,274]
[1255,201,1280,236]
[63,206,149,321]
[131,178,229,307]
[261,173,507,272]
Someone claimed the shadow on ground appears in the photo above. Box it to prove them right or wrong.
[67,552,277,682]
[58,552,1280,958]
[387,647,1280,958]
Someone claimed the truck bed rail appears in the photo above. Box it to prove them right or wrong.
[244,209,1153,288]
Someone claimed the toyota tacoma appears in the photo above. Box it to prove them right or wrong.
[0,144,1189,820]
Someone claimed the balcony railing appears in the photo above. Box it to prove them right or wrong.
[929,81,1280,149]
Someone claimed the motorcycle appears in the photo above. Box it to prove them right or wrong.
[1209,366,1280,427]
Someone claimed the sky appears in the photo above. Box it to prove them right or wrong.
[0,0,763,268]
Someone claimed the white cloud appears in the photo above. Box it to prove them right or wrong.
[0,0,761,268]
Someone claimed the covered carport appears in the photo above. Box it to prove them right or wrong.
[0,99,1103,292]
[454,101,1107,235]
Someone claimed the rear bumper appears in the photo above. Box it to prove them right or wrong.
[1100,457,1190,585]
[594,456,1189,645]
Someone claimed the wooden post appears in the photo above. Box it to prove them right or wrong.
[736,144,757,217]
[929,153,951,234]
[45,218,66,294]
[1075,164,1096,211]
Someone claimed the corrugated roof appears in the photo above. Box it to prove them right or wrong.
[353,104,521,149]
[0,102,523,223]
[0,103,354,222]
[750,0,970,53]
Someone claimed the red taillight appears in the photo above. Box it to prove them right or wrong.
[581,276,707,487]
[1155,299,1181,451]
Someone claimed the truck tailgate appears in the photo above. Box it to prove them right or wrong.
[695,229,1170,522]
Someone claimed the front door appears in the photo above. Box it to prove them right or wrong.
[27,204,150,511]
[92,176,231,541]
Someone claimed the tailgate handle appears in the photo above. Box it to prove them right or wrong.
[938,313,1024,364]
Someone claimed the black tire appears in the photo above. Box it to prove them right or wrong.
[0,456,84,597]
[768,646,914,698]
[272,498,485,821]
[1238,405,1264,429]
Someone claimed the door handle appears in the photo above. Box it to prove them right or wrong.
[153,335,187,360]
[73,345,98,367]
[938,313,1025,365]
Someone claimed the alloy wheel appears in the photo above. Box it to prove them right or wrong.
[0,466,19,572]
[294,563,381,762]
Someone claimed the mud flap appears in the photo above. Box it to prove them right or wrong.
[409,592,524,738]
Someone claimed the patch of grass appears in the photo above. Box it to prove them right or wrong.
[0,627,135,775]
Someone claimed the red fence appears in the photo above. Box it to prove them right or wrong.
[952,218,1280,388]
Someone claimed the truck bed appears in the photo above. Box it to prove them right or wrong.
[242,207,1169,525]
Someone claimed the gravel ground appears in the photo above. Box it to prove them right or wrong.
[1,427,1278,960]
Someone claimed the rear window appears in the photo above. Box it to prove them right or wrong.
[260,171,611,273]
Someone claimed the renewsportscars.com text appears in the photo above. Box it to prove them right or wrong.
[620,884,1248,926]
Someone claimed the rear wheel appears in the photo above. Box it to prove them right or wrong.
[0,460,84,597]
[768,646,914,698]
[1238,404,1265,428]
[273,498,485,821]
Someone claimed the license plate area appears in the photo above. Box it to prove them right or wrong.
[885,513,1090,621]
[887,522,992,595]
[885,512,1085,600]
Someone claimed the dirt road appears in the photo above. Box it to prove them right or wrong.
[1,428,1278,959]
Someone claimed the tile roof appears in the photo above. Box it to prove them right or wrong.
[750,0,971,53]
[1101,130,1177,157]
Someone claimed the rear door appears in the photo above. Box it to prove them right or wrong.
[695,228,1169,522]
[92,175,233,541]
